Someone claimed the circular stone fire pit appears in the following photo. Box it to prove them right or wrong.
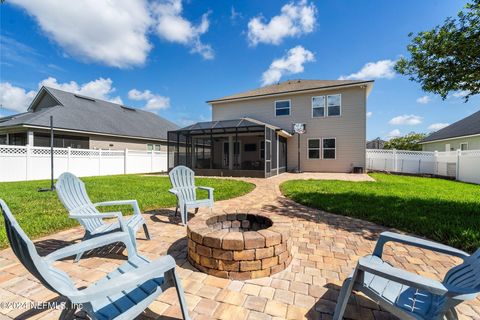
[187,212,292,280]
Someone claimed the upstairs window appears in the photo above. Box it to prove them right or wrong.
[312,96,325,118]
[275,100,291,116]
[327,94,341,116]
[323,138,336,159]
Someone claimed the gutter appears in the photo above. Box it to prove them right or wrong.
[0,124,169,142]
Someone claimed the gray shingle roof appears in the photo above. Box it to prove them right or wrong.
[175,118,281,132]
[0,87,178,141]
[207,79,374,103]
[421,109,480,143]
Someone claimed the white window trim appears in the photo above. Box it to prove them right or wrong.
[460,142,468,151]
[307,138,321,159]
[311,96,326,118]
[274,99,291,117]
[322,137,336,160]
[326,94,342,117]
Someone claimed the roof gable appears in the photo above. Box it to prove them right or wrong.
[28,87,63,112]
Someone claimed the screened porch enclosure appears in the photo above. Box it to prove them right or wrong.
[167,119,288,178]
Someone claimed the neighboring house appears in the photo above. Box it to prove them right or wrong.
[0,86,178,151]
[168,79,373,177]
[420,109,480,151]
[366,137,386,149]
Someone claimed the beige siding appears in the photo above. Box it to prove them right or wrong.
[212,86,367,172]
[89,135,167,151]
[422,135,480,151]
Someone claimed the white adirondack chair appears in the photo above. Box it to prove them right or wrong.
[168,166,214,225]
[1,199,190,320]
[56,172,150,261]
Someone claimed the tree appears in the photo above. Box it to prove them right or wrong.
[395,0,480,101]
[384,132,427,151]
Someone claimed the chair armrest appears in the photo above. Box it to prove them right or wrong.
[198,186,214,200]
[94,200,142,216]
[71,255,177,303]
[357,256,448,296]
[69,212,126,232]
[169,188,179,195]
[373,231,469,260]
[44,231,134,263]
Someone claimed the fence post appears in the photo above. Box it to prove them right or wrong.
[25,145,31,181]
[434,151,438,175]
[393,149,397,172]
[98,149,102,175]
[151,150,154,172]
[67,147,71,172]
[456,149,461,180]
[124,148,128,174]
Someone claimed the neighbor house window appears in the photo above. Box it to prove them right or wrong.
[327,94,341,116]
[8,132,27,146]
[147,144,161,151]
[34,133,89,149]
[307,139,320,159]
[275,100,291,116]
[0,134,6,145]
[312,96,325,118]
[323,138,336,159]
[460,143,468,151]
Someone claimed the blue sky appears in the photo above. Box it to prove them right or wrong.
[1,0,478,140]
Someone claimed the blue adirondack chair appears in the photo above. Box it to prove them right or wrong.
[56,172,150,261]
[333,231,480,320]
[169,166,214,225]
[0,199,190,320]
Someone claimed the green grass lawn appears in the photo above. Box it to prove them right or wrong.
[280,173,480,253]
[0,175,255,249]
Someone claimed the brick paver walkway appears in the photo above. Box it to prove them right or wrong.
[1,173,479,319]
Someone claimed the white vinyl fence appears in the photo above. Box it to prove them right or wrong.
[366,149,480,184]
[0,145,167,182]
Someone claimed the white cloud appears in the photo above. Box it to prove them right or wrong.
[339,59,396,80]
[128,89,170,111]
[389,114,423,125]
[416,95,431,104]
[40,77,122,104]
[247,0,316,46]
[261,46,315,86]
[366,111,373,118]
[428,123,449,131]
[152,0,214,60]
[388,129,401,138]
[0,77,124,113]
[452,90,470,98]
[9,0,152,68]
[0,82,36,113]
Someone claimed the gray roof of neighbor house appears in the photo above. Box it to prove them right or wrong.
[0,86,178,141]
[207,79,374,103]
[421,109,480,143]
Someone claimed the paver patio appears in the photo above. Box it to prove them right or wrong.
[0,172,479,319]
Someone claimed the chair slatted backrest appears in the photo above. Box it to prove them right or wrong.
[169,166,196,202]
[443,249,480,296]
[56,172,104,233]
[0,200,75,296]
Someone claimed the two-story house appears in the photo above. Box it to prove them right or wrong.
[167,79,374,177]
